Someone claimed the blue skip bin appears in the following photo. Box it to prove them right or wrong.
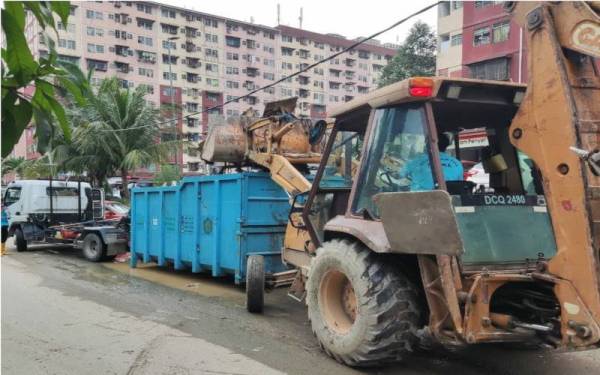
[130,173,292,308]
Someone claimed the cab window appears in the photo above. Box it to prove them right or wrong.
[352,105,432,218]
[4,187,21,206]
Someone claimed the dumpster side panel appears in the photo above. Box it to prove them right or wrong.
[163,190,178,265]
[131,173,291,281]
[180,181,199,270]
[243,174,290,226]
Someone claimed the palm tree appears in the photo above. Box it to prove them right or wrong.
[2,157,27,177]
[62,77,177,198]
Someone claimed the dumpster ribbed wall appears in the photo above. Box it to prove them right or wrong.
[130,173,290,283]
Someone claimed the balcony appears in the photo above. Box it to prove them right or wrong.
[114,45,131,57]
[298,49,310,59]
[185,42,198,53]
[245,67,259,78]
[186,73,199,83]
[115,61,130,74]
[298,75,310,85]
[298,88,310,99]
[185,27,198,39]
[161,23,178,35]
[186,57,200,69]
[243,80,256,91]
[226,36,241,48]
[137,51,156,63]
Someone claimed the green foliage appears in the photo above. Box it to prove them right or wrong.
[1,1,89,157]
[1,157,27,177]
[378,21,437,88]
[54,77,179,196]
[1,155,53,179]
[153,164,181,185]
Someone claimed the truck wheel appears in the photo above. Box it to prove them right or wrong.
[82,233,106,262]
[246,255,265,313]
[15,228,28,252]
[307,239,421,367]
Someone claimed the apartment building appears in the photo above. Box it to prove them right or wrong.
[436,1,464,77]
[22,1,396,173]
[436,1,527,83]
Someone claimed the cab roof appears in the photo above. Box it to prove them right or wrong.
[329,77,527,118]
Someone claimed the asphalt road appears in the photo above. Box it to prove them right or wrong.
[2,244,600,375]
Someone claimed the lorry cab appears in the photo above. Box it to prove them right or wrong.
[3,180,105,251]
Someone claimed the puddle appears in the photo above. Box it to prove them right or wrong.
[103,262,246,304]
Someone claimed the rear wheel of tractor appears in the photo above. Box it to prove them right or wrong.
[246,255,265,313]
[15,228,28,252]
[307,239,421,367]
[82,233,106,262]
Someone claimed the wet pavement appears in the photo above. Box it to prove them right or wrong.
[2,243,600,375]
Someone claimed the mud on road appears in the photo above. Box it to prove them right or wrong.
[2,245,599,375]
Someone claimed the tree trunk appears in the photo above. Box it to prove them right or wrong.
[121,168,129,200]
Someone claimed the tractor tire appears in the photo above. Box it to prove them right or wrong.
[82,233,106,262]
[246,255,265,313]
[307,239,421,367]
[15,228,28,252]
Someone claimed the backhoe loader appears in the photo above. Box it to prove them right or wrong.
[202,1,600,366]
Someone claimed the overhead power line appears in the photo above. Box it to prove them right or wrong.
[100,1,440,132]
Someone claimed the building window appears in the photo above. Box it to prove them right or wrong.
[439,1,451,17]
[86,27,104,36]
[452,1,463,10]
[205,63,218,73]
[492,21,510,43]
[263,72,275,80]
[162,40,176,50]
[475,1,494,8]
[282,35,293,43]
[137,3,152,14]
[451,34,462,46]
[204,18,218,28]
[226,66,239,75]
[138,36,153,46]
[86,10,103,20]
[161,8,176,18]
[162,87,176,96]
[226,52,239,60]
[206,78,219,87]
[469,57,509,81]
[86,59,107,71]
[162,72,177,80]
[439,34,450,52]
[205,33,218,43]
[138,67,154,77]
[57,22,75,32]
[205,49,218,58]
[473,26,491,46]
[87,43,104,53]
[58,39,76,50]
[226,36,241,48]
[137,18,153,30]
[226,81,239,89]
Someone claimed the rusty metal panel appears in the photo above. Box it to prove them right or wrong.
[373,191,464,256]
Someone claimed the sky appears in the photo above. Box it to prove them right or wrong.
[165,0,438,45]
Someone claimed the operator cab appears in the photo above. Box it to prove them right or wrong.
[306,77,557,271]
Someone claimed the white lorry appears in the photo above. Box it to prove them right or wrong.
[3,179,128,261]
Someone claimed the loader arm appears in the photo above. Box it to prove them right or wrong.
[507,1,600,344]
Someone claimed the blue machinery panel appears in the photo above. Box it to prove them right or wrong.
[130,173,290,283]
